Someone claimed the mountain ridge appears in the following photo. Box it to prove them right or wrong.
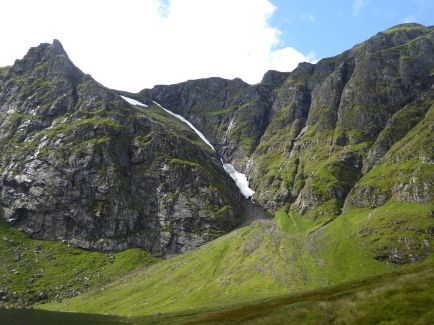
[126,23,433,219]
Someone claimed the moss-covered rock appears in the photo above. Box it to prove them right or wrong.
[0,40,246,256]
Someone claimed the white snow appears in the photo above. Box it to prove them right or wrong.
[222,163,255,199]
[121,95,148,107]
[152,101,215,151]
[227,117,235,133]
[153,101,255,199]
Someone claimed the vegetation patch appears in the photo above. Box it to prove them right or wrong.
[0,220,155,308]
[383,23,425,34]
[137,262,434,324]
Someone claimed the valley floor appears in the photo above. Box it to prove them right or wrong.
[7,261,431,325]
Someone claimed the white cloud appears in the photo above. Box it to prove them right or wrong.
[269,47,309,72]
[353,0,370,15]
[0,0,310,91]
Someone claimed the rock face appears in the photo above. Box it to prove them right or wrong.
[133,23,434,217]
[0,40,245,255]
[0,23,433,262]
[124,24,434,265]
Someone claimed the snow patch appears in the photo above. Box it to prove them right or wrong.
[227,117,235,133]
[153,101,215,151]
[121,95,148,108]
[153,101,255,199]
[223,163,255,199]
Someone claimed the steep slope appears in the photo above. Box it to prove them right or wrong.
[123,71,289,165]
[40,200,433,316]
[132,23,433,214]
[40,219,385,316]
[0,219,154,308]
[129,23,434,264]
[0,40,247,255]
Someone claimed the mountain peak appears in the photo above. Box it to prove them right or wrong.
[5,38,83,86]
[382,22,427,35]
[261,70,290,86]
[50,38,67,55]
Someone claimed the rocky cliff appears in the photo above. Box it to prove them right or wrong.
[126,23,433,264]
[0,40,246,255]
[132,23,433,217]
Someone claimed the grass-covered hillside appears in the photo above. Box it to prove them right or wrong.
[135,261,434,325]
[40,199,432,317]
[0,220,154,308]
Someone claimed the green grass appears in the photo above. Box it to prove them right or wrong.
[0,66,11,78]
[39,199,432,317]
[40,221,302,316]
[383,23,425,34]
[0,220,155,308]
[203,106,237,116]
[167,157,201,168]
[136,262,434,324]
[273,208,293,232]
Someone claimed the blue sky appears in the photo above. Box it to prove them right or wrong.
[0,0,433,90]
[271,0,434,60]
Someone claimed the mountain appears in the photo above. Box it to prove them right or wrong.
[0,40,248,255]
[124,23,434,263]
[0,23,433,317]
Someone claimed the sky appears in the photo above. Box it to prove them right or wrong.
[0,0,433,92]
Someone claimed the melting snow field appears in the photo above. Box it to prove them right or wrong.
[222,163,255,199]
[153,101,255,199]
[152,101,215,151]
[121,95,148,107]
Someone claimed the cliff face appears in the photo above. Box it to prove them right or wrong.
[0,24,432,263]
[0,40,245,255]
[126,24,433,265]
[134,23,434,217]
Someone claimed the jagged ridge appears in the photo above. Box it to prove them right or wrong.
[128,23,433,263]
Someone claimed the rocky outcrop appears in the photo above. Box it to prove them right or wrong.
[0,40,246,255]
[132,23,434,218]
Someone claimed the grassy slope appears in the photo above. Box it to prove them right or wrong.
[137,261,434,325]
[0,220,155,307]
[39,200,432,317]
[0,66,10,78]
